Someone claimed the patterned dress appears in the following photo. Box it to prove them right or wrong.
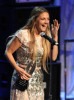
[10,29,44,100]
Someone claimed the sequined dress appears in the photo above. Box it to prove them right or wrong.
[10,29,44,100]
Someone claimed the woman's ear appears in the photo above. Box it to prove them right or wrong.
[34,21,36,26]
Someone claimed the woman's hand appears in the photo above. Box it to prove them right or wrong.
[17,67,31,80]
[51,19,60,38]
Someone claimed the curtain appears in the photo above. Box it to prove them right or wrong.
[60,0,74,98]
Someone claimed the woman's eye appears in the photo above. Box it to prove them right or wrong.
[41,18,45,20]
[41,18,50,21]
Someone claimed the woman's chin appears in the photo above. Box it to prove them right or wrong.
[41,28,47,32]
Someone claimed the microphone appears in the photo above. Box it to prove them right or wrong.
[40,32,58,46]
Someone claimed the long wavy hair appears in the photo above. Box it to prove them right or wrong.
[23,6,51,72]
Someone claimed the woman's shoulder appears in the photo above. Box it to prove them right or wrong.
[21,29,29,32]
[15,29,30,44]
[18,29,29,35]
[15,29,29,38]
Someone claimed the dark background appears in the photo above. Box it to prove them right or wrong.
[0,0,61,100]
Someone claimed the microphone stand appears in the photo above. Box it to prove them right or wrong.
[49,42,53,100]
[48,30,56,100]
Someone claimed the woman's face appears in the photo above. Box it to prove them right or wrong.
[35,12,50,33]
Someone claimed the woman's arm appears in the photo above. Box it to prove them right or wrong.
[51,19,60,60]
[52,35,58,60]
[5,37,31,80]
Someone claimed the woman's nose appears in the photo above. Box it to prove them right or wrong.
[45,19,49,24]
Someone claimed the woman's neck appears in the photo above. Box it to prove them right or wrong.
[34,27,41,37]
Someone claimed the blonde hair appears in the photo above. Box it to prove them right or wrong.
[23,6,51,72]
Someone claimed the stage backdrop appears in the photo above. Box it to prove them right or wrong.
[60,0,74,98]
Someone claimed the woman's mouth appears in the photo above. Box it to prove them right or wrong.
[42,25,47,27]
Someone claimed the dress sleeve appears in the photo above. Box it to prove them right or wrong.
[15,30,25,44]
[15,29,30,46]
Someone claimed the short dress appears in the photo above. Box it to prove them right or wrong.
[10,29,44,100]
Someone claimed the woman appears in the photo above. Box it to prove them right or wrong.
[5,6,59,100]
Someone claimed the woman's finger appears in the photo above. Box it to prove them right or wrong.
[19,67,31,78]
[51,24,54,31]
[21,75,30,80]
[23,71,31,78]
[53,19,59,26]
